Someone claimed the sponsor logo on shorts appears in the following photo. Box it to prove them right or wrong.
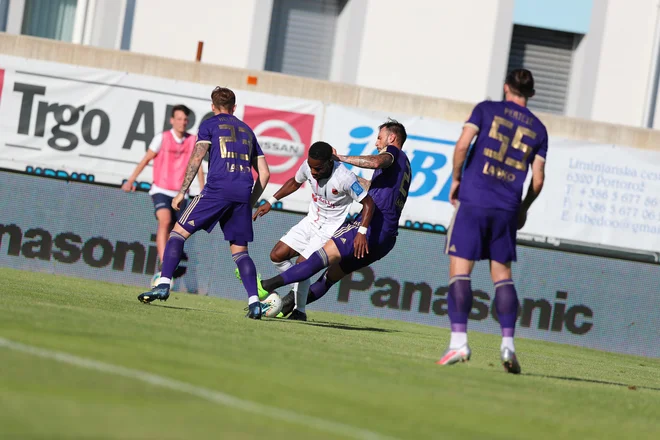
[449,245,456,252]
[332,188,339,195]
[187,220,195,226]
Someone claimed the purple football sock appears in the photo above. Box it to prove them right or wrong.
[494,279,519,337]
[160,231,186,280]
[262,249,329,292]
[306,271,336,304]
[447,275,473,333]
[233,251,258,301]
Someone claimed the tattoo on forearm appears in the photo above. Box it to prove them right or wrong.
[180,144,208,193]
[343,154,392,169]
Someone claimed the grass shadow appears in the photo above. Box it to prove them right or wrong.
[526,372,660,392]
[149,304,226,315]
[303,320,398,333]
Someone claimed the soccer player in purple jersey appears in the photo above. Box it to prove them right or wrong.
[137,87,271,319]
[257,120,411,311]
[437,69,547,373]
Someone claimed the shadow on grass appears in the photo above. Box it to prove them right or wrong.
[150,304,226,315]
[303,320,398,333]
[526,372,660,392]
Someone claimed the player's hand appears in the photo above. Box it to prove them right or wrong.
[449,180,461,206]
[171,193,185,211]
[121,180,135,192]
[353,232,369,259]
[252,202,272,221]
[517,209,528,230]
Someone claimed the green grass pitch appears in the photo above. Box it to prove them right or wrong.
[1,267,659,439]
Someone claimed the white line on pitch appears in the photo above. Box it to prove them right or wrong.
[0,337,395,440]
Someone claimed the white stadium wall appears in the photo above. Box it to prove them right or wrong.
[589,0,659,128]
[353,0,514,104]
[129,0,273,70]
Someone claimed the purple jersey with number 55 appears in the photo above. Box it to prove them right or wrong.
[367,145,412,238]
[459,100,548,211]
[196,113,264,202]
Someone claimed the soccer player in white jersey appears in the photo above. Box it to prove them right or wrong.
[251,141,374,321]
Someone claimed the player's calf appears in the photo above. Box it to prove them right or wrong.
[233,249,263,309]
[494,279,521,373]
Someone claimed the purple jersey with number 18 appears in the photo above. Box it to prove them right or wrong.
[459,100,548,211]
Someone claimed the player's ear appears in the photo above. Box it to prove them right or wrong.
[232,105,237,115]
[388,132,396,146]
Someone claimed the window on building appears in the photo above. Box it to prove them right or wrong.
[0,0,9,32]
[265,0,343,80]
[21,0,77,42]
[507,25,579,114]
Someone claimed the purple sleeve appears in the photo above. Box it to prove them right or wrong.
[196,120,212,143]
[384,145,399,160]
[465,102,484,132]
[253,132,264,157]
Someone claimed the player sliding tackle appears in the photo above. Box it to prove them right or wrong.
[246,141,373,321]
[437,69,547,374]
[137,87,272,320]
[257,120,411,314]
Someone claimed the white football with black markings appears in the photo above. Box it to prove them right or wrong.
[261,293,283,318]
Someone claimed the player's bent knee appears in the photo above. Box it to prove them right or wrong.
[171,222,191,239]
[322,239,342,265]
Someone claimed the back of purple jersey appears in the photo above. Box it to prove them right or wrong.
[459,100,548,211]
[368,145,412,238]
[196,114,264,202]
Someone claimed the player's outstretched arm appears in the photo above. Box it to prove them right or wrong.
[253,176,301,220]
[250,156,271,208]
[336,152,394,170]
[122,149,157,192]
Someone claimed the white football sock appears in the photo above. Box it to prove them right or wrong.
[449,332,468,349]
[248,296,259,305]
[273,260,293,272]
[295,278,311,313]
[158,277,171,286]
[501,337,515,352]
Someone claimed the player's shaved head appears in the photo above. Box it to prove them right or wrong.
[307,142,334,180]
[211,87,236,111]
[308,141,333,161]
[505,69,535,99]
[378,119,407,147]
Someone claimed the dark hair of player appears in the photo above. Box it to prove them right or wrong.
[171,104,191,117]
[308,141,333,161]
[379,119,407,146]
[505,69,535,99]
[211,87,236,110]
